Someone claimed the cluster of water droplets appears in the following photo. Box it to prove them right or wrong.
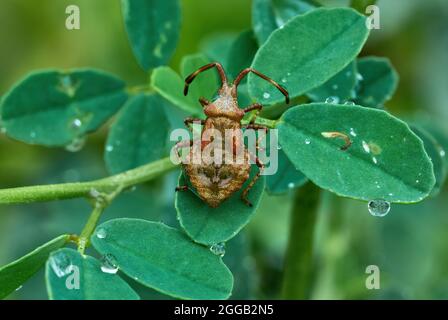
[210,242,226,257]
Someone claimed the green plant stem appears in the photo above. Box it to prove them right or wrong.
[281,182,321,299]
[0,157,178,205]
[77,203,106,254]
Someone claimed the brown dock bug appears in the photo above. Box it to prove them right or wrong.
[174,62,289,208]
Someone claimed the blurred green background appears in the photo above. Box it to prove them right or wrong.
[0,0,447,299]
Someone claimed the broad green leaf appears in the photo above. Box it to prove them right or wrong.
[306,61,357,103]
[0,235,68,299]
[46,248,139,300]
[249,8,370,107]
[105,94,171,174]
[0,69,127,146]
[266,149,308,194]
[151,66,202,116]
[227,30,259,81]
[200,33,237,71]
[91,219,233,300]
[180,54,220,104]
[277,103,435,203]
[176,167,265,245]
[252,0,318,45]
[411,126,446,197]
[354,57,399,108]
[121,0,181,71]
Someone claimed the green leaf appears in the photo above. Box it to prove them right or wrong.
[411,126,447,197]
[306,61,357,103]
[91,219,233,300]
[121,0,181,71]
[277,103,435,203]
[227,30,259,81]
[266,149,308,194]
[180,54,219,104]
[151,66,201,116]
[46,248,139,300]
[354,57,399,108]
[252,0,318,45]
[0,235,68,299]
[105,94,171,174]
[248,8,370,107]
[200,33,237,71]
[176,167,265,245]
[0,69,127,146]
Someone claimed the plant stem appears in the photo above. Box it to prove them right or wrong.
[281,182,321,299]
[77,203,106,254]
[0,157,178,205]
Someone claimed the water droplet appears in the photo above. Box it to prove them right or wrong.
[325,96,339,104]
[287,72,291,76]
[101,254,119,274]
[65,136,86,152]
[332,84,339,90]
[49,252,72,278]
[349,128,357,137]
[304,139,311,145]
[440,149,446,157]
[368,200,391,217]
[362,140,371,153]
[71,118,82,129]
[281,78,287,83]
[89,188,101,198]
[288,182,295,189]
[105,145,114,152]
[344,101,355,106]
[15,285,23,292]
[415,179,420,184]
[279,24,285,29]
[356,73,364,81]
[263,92,270,99]
[372,157,378,164]
[30,131,36,139]
[96,227,107,239]
[210,243,226,257]
[277,145,282,150]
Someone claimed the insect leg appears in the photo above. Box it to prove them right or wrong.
[232,68,289,104]
[173,139,193,163]
[184,62,227,96]
[184,118,205,132]
[243,103,263,124]
[199,97,210,107]
[241,156,265,207]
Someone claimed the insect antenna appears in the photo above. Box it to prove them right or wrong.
[232,68,290,104]
[183,62,227,96]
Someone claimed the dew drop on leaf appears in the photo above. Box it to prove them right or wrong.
[210,243,226,257]
[344,101,355,106]
[304,139,311,145]
[15,285,23,292]
[106,145,114,152]
[49,251,72,278]
[356,73,364,81]
[96,227,107,239]
[325,96,339,104]
[71,118,82,129]
[100,254,119,274]
[263,92,271,99]
[65,136,86,152]
[288,182,295,189]
[368,199,391,217]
